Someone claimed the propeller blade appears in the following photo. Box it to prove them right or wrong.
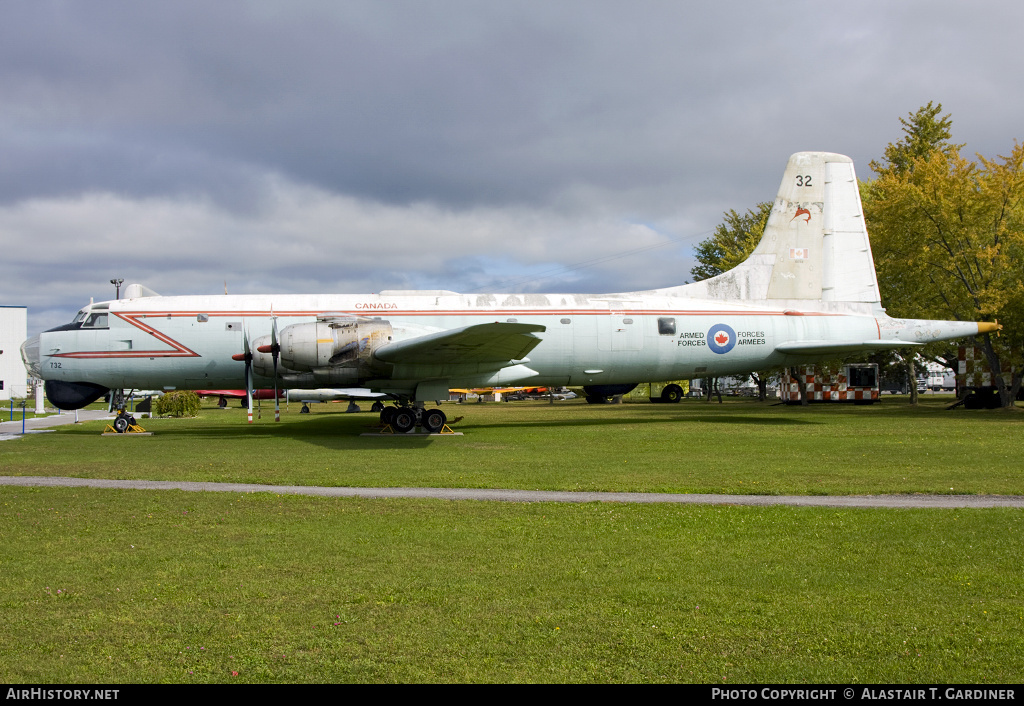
[271,310,281,422]
[243,327,254,425]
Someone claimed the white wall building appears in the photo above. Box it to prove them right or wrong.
[1,306,29,400]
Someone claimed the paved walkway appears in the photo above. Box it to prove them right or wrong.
[0,409,114,439]
[1,475,1022,509]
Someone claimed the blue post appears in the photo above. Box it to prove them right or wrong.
[22,400,26,435]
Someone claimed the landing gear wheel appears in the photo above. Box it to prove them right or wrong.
[380,407,397,426]
[422,408,447,433]
[661,384,684,403]
[113,414,130,433]
[586,394,610,404]
[391,408,416,433]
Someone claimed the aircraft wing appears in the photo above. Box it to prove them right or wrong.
[776,339,922,356]
[374,322,546,365]
[287,388,389,402]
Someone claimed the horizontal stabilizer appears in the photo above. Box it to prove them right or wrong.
[374,322,546,365]
[776,339,922,356]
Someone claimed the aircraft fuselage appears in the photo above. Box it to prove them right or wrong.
[36,290,880,394]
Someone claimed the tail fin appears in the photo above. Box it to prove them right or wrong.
[676,152,881,312]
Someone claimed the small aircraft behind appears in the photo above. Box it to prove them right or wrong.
[196,389,283,401]
[22,152,999,433]
[198,387,387,417]
[284,388,388,403]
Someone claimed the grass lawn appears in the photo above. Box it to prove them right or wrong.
[2,396,1022,496]
[0,397,1021,683]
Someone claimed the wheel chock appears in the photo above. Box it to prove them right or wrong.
[102,422,148,434]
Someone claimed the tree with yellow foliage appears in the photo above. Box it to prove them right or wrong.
[865,105,1023,407]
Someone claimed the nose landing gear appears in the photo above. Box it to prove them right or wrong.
[105,409,145,434]
[103,389,147,434]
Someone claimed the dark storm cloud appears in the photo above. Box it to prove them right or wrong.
[0,2,876,207]
[5,1,1021,208]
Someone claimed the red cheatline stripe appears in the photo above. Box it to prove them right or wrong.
[50,306,851,360]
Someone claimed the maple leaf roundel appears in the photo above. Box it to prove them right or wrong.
[707,323,737,354]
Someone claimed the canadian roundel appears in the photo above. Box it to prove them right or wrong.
[707,323,736,354]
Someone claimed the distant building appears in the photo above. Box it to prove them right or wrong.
[920,360,956,392]
[0,306,29,400]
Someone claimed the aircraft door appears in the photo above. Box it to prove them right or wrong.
[597,304,643,352]
[549,315,575,382]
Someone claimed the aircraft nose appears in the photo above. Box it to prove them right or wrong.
[21,335,41,378]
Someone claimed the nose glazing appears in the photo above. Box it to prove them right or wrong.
[20,335,41,377]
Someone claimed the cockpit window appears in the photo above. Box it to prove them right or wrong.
[44,308,103,334]
[82,313,109,329]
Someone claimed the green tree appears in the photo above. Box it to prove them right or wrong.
[865,103,962,404]
[869,101,958,178]
[690,201,772,281]
[865,120,1024,407]
[691,201,775,400]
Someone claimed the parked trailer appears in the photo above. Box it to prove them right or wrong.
[781,363,879,405]
[957,346,1020,408]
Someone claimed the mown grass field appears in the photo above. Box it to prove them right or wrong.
[1,397,1022,683]
[3,395,1022,495]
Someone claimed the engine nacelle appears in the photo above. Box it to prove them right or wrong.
[252,319,393,381]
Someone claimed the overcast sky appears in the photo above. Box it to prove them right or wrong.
[3,0,1023,335]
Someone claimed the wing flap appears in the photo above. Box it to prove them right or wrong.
[374,322,546,365]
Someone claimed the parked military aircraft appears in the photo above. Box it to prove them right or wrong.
[196,389,283,401]
[22,152,999,433]
[284,388,388,403]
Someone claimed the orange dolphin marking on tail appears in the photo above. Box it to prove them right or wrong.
[791,207,811,223]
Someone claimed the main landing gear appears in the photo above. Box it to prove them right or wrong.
[378,403,448,434]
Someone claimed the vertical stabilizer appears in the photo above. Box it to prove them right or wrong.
[673,152,881,311]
